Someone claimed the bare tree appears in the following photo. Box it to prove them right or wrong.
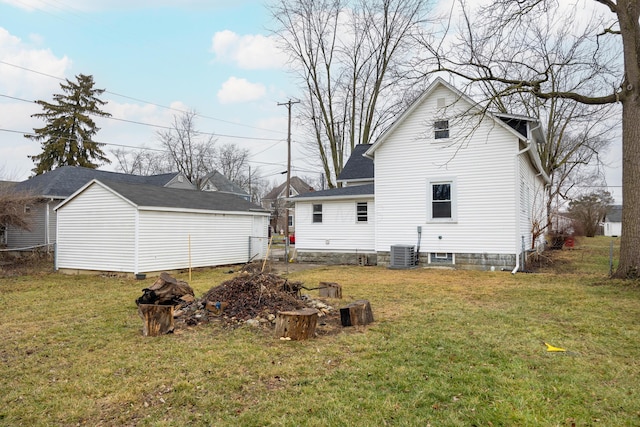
[423,0,640,278]
[111,147,171,176]
[271,0,431,187]
[158,110,217,185]
[0,189,38,232]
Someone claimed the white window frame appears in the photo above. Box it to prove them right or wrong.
[434,119,450,139]
[312,204,323,223]
[428,178,457,223]
[356,202,368,223]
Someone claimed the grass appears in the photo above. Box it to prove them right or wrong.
[1,236,639,426]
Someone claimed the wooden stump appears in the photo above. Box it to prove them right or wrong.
[340,300,374,327]
[138,304,174,336]
[275,308,318,340]
[319,282,342,299]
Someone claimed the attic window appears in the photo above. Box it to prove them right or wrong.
[434,120,449,139]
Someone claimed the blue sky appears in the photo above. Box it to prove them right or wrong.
[0,0,301,183]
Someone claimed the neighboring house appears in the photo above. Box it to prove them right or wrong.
[293,77,550,271]
[604,205,622,237]
[5,166,194,250]
[55,179,269,274]
[262,176,314,236]
[200,170,250,201]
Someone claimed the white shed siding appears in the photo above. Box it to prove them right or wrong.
[295,199,375,252]
[518,153,547,250]
[374,85,518,256]
[56,184,136,272]
[137,210,267,272]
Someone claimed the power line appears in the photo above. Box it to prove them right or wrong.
[0,60,287,135]
[0,92,285,142]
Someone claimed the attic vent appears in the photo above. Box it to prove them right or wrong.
[389,245,416,269]
[437,97,446,108]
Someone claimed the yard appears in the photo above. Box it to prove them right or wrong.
[1,236,639,426]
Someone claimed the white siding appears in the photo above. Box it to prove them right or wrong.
[518,153,547,250]
[137,210,268,272]
[295,199,375,253]
[56,184,136,272]
[374,85,519,256]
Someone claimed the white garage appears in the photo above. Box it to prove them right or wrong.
[55,179,269,274]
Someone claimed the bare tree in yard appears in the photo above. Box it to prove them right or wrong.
[0,189,38,233]
[568,190,614,237]
[271,0,431,188]
[158,110,217,185]
[212,143,256,191]
[423,0,640,278]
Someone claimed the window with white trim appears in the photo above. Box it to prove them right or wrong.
[356,202,368,222]
[312,204,323,223]
[429,180,456,221]
[434,120,449,139]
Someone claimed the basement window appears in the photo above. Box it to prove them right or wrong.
[430,252,454,265]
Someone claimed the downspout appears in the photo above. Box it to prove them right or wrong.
[512,139,532,275]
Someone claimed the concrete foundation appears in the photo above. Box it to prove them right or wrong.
[296,251,377,266]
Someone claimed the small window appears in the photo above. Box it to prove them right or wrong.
[434,120,449,139]
[356,202,368,222]
[312,204,323,223]
[288,215,293,227]
[432,183,452,218]
[24,205,31,213]
[430,252,453,265]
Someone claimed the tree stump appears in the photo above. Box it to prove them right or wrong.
[319,282,342,299]
[340,300,374,327]
[138,304,174,336]
[274,308,318,340]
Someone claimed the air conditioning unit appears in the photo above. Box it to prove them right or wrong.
[389,244,416,269]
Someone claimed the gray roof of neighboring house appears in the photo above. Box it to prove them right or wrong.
[293,183,374,200]
[59,179,268,213]
[10,166,185,199]
[606,205,622,222]
[0,180,17,191]
[263,176,314,200]
[200,171,249,197]
[337,144,374,182]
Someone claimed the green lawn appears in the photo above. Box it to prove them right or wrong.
[1,236,638,426]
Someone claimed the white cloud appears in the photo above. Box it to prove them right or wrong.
[217,77,266,104]
[211,30,288,70]
[0,27,71,98]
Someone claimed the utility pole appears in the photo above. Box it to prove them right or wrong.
[278,99,299,272]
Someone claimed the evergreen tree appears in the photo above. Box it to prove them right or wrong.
[26,74,111,175]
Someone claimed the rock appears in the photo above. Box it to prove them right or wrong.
[246,318,260,327]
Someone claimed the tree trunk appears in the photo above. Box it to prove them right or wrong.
[614,94,640,278]
[138,304,174,336]
[319,282,342,299]
[274,308,318,340]
[340,300,374,327]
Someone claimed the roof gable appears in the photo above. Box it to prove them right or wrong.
[200,171,249,197]
[264,176,314,200]
[11,166,186,198]
[56,179,269,214]
[338,144,374,182]
[364,77,549,184]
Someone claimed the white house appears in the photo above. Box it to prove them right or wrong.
[55,179,270,275]
[604,205,622,237]
[293,78,550,271]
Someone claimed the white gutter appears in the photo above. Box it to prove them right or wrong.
[512,138,533,275]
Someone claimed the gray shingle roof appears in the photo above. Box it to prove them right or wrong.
[88,180,267,212]
[200,170,249,197]
[606,205,622,222]
[293,183,374,199]
[263,176,314,200]
[11,166,184,198]
[337,144,374,182]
